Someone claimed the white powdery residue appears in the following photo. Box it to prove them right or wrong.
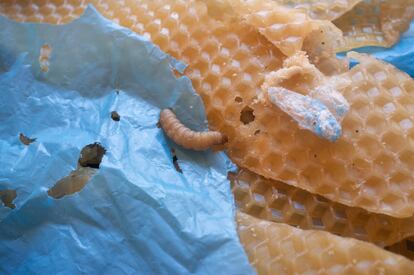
[309,77,350,122]
[267,87,341,141]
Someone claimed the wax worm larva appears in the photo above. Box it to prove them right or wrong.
[159,109,227,150]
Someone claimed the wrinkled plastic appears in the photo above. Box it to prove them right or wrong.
[0,6,253,274]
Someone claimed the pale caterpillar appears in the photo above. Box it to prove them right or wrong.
[159,109,227,150]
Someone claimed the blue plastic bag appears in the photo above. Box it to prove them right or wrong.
[0,6,253,274]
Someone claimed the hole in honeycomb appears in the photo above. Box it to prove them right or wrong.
[240,106,255,125]
[19,133,36,145]
[78,143,106,169]
[111,111,120,121]
[0,190,17,209]
[382,131,406,152]
[234,96,243,103]
[171,148,182,174]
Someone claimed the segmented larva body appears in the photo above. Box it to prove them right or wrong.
[159,109,226,150]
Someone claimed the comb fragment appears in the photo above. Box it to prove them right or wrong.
[227,0,320,56]
[231,169,414,247]
[334,0,414,51]
[274,0,362,21]
[237,211,414,275]
[230,52,414,218]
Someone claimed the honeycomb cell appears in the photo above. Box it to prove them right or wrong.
[237,212,414,275]
[230,169,414,247]
[334,0,414,51]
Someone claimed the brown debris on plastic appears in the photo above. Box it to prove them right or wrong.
[0,189,17,209]
[111,111,120,121]
[78,143,106,169]
[47,167,97,199]
[48,143,105,199]
[19,133,36,145]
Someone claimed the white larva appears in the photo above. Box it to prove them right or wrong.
[159,109,226,150]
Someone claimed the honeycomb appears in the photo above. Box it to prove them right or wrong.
[231,169,414,247]
[387,236,414,261]
[3,0,414,218]
[229,0,347,73]
[227,0,325,57]
[334,0,414,51]
[274,0,362,21]
[237,211,414,275]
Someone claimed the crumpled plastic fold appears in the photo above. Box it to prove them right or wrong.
[0,6,253,274]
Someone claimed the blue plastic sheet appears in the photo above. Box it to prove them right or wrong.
[339,21,414,76]
[0,6,253,274]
